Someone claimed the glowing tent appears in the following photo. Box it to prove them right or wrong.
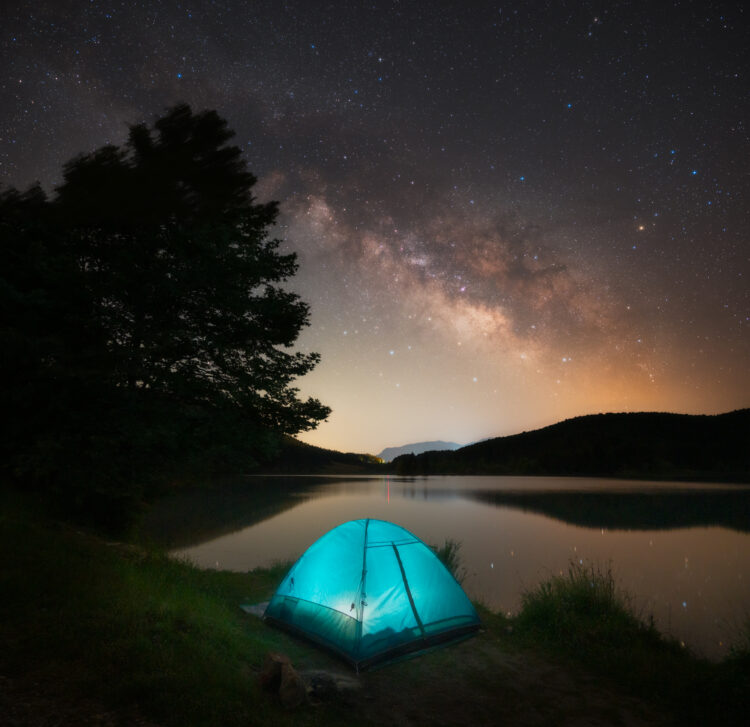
[263,518,480,670]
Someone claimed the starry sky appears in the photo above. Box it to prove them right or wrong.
[2,1,748,454]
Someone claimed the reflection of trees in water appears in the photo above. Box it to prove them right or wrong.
[467,489,750,533]
[380,481,750,532]
[137,476,378,548]
[139,477,750,550]
[393,484,463,502]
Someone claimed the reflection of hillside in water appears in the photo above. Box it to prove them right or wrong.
[137,476,380,548]
[139,476,750,549]
[380,481,750,533]
[466,489,750,533]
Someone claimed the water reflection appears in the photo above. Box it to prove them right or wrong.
[137,476,381,548]
[144,475,750,659]
[466,488,750,532]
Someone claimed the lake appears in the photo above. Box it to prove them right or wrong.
[139,475,750,659]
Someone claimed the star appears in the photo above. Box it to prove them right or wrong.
[0,0,745,461]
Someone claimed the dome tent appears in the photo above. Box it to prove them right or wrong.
[263,518,480,670]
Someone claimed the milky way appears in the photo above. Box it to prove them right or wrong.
[2,1,748,452]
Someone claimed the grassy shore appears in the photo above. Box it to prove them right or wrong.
[1,491,747,726]
[513,562,749,724]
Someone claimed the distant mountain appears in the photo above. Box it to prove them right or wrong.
[378,440,462,462]
[390,410,750,482]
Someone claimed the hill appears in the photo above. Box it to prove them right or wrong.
[377,440,462,462]
[391,409,750,482]
[260,435,384,474]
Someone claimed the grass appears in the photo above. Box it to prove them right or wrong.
[515,561,662,653]
[0,490,338,727]
[511,560,750,725]
[430,538,467,583]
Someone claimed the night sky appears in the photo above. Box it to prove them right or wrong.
[2,1,748,453]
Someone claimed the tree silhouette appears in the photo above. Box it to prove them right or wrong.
[1,104,329,522]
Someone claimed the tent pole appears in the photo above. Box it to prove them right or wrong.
[355,519,370,651]
[391,542,426,638]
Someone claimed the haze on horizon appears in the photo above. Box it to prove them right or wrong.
[2,2,748,453]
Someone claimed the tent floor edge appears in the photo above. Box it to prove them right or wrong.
[355,622,482,671]
[262,615,359,671]
[263,616,481,673]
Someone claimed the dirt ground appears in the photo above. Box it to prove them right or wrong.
[0,672,160,727]
[294,628,670,727]
[1,630,670,727]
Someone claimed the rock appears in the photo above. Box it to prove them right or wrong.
[299,669,361,704]
[258,651,291,693]
[307,672,338,702]
[279,662,307,709]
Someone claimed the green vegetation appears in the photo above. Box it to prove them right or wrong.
[512,561,749,726]
[392,410,750,482]
[3,494,747,726]
[515,561,670,660]
[430,538,467,584]
[0,491,331,726]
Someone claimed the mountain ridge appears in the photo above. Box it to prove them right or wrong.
[390,409,750,482]
[377,440,462,462]
[262,409,750,481]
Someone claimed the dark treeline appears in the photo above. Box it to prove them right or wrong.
[0,105,330,530]
[261,435,384,474]
[392,410,750,482]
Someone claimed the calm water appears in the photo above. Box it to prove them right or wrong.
[141,475,750,659]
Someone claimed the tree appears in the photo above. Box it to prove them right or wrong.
[0,104,329,520]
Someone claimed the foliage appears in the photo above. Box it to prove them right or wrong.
[430,538,467,584]
[0,105,330,525]
[514,561,661,651]
[0,492,310,727]
[393,452,418,475]
[512,561,750,726]
[261,434,386,473]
